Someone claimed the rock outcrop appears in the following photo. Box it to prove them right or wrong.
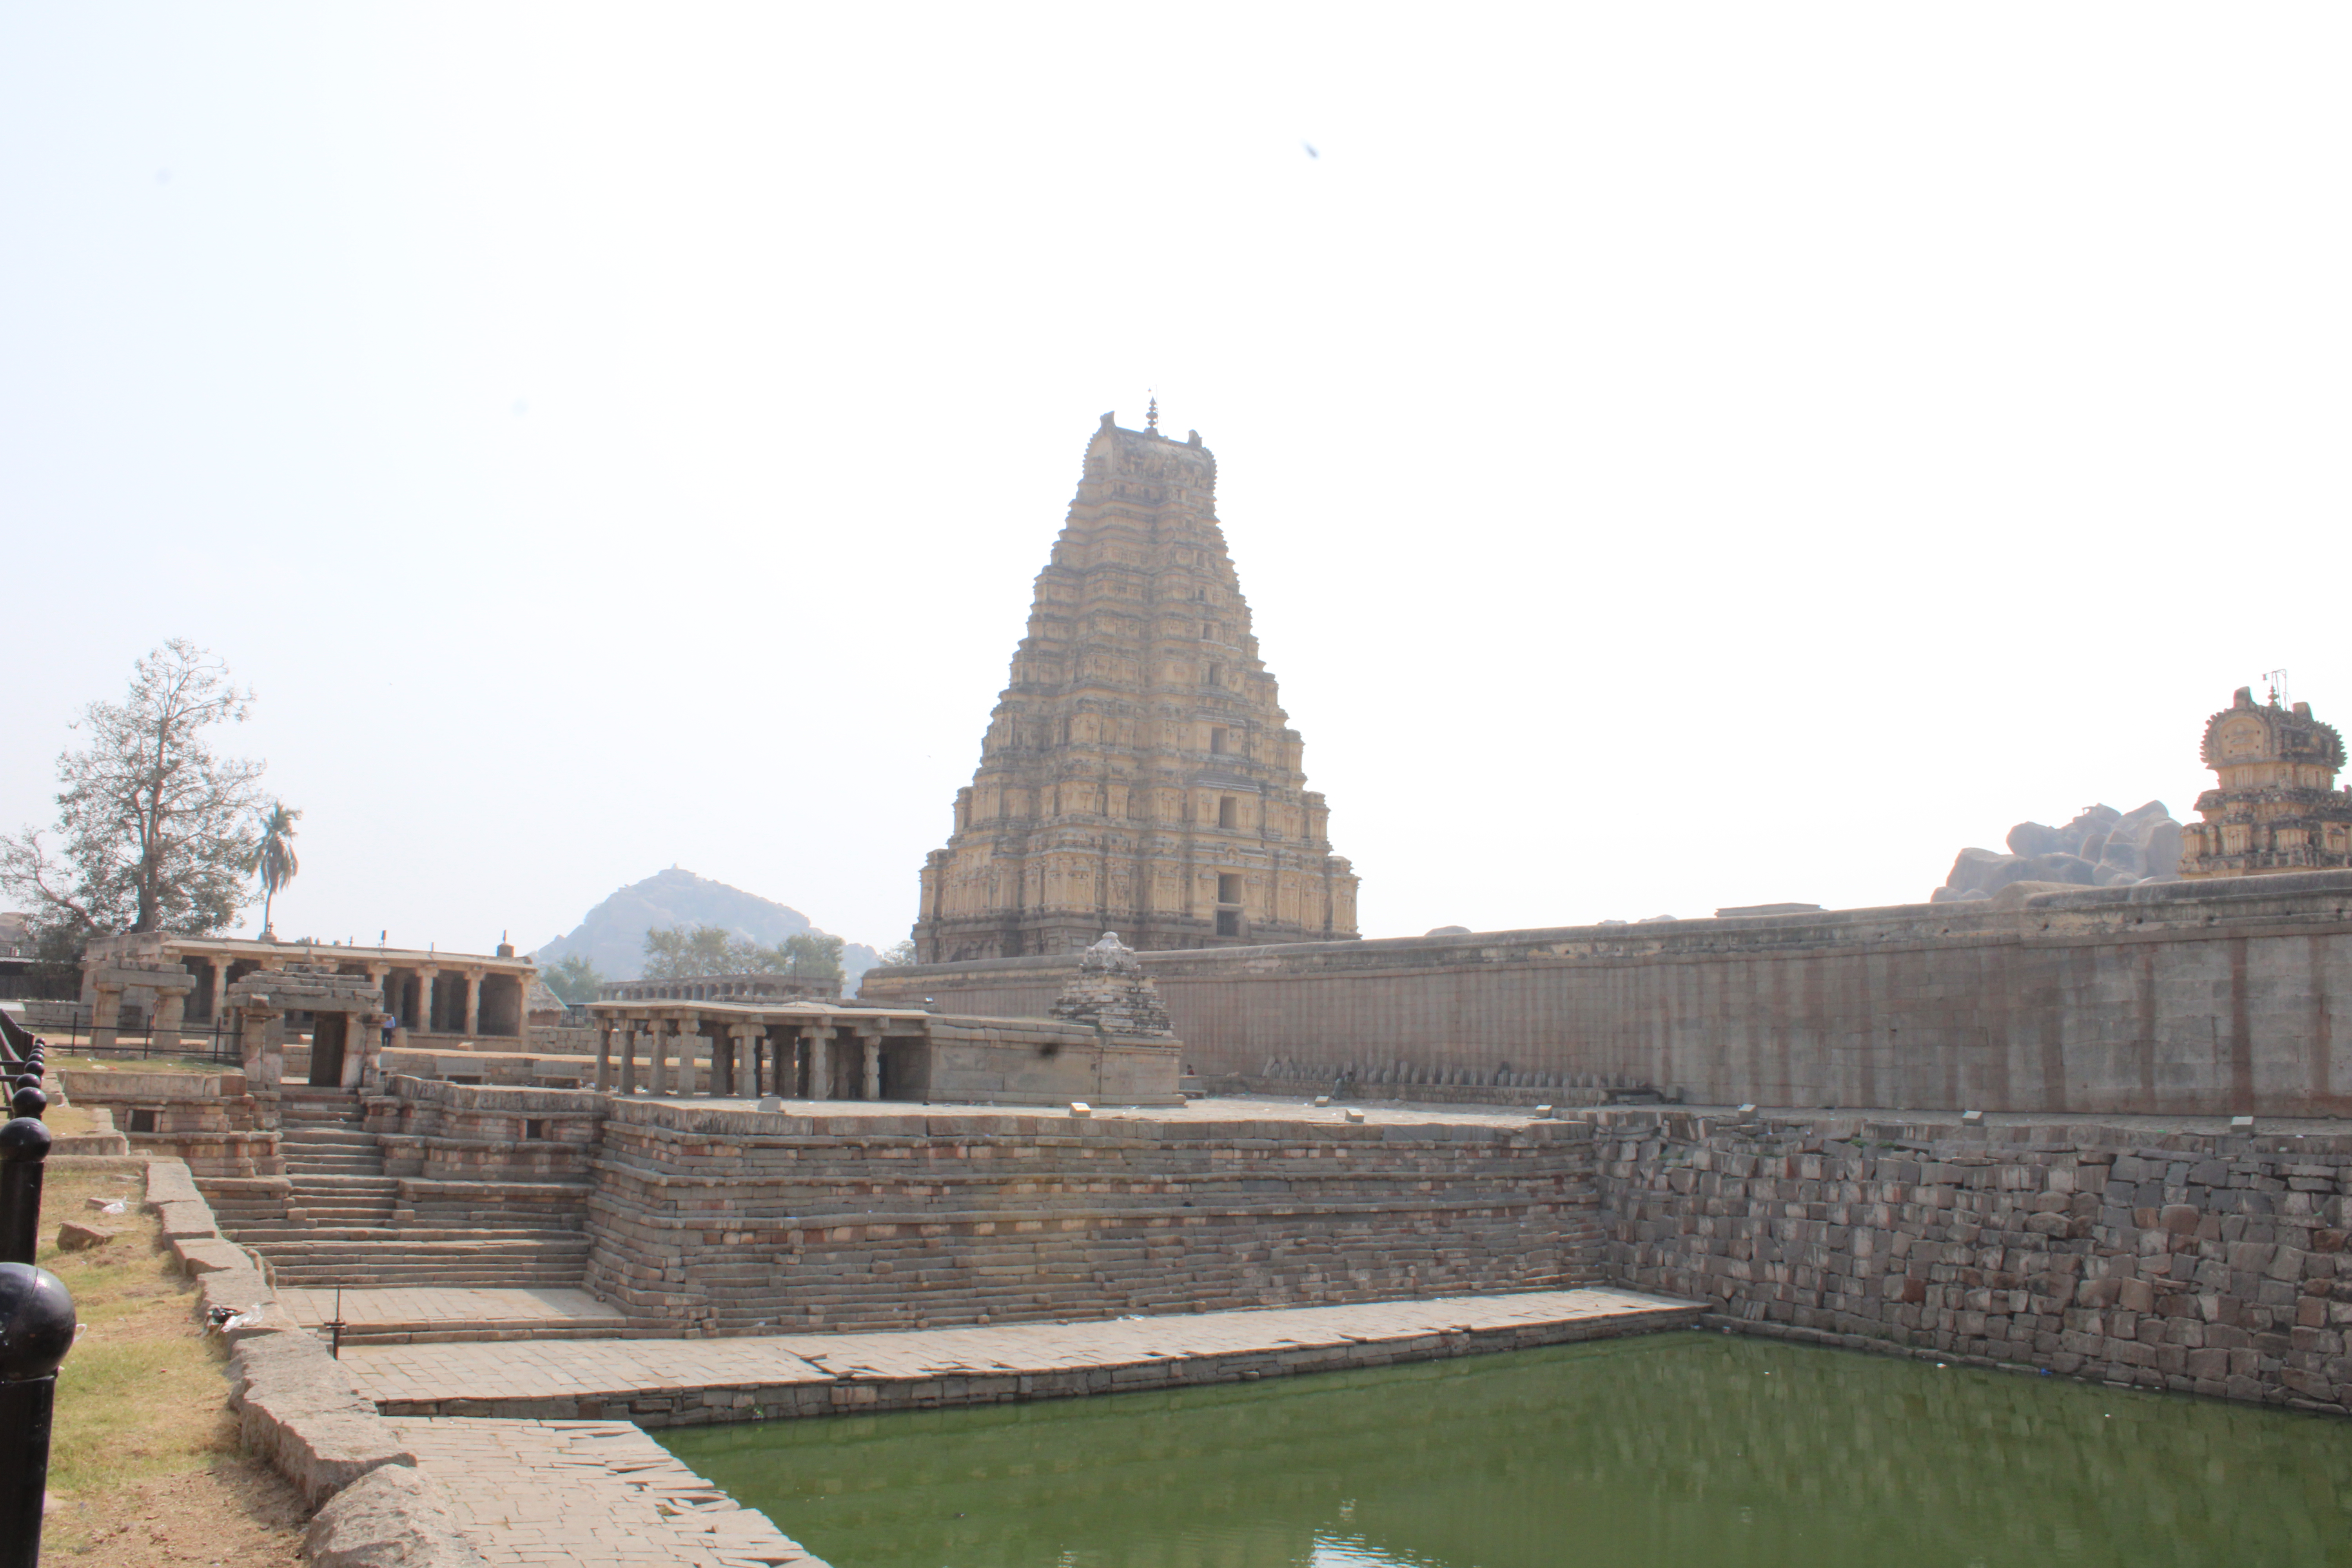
[1932,800,2183,902]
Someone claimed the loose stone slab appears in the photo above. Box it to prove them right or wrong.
[387,1416,820,1567]
[348,1287,1700,1426]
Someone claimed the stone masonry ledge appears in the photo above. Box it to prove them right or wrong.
[134,1156,490,1565]
[344,1287,1700,1428]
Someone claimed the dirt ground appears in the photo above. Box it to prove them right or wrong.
[35,1165,308,1565]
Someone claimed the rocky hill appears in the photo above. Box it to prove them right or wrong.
[536,867,884,987]
[1931,801,2184,902]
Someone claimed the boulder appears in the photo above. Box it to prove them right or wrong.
[1945,848,2032,897]
[304,1464,488,1568]
[1942,801,2184,902]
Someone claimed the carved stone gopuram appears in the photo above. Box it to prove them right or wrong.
[1049,933,1175,1038]
[2177,686,2352,878]
[913,410,1358,961]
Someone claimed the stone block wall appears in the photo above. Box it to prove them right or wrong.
[581,1101,1601,1335]
[58,1069,279,1176]
[866,871,2352,1117]
[368,1076,603,1183]
[1598,1110,2352,1414]
[926,1021,1181,1106]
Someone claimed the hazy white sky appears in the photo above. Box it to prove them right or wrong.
[3,6,2347,958]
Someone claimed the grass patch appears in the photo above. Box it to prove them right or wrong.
[34,1165,305,1564]
[45,1104,98,1137]
[51,1053,238,1076]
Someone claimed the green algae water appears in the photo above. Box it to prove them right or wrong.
[660,1333,2352,1568]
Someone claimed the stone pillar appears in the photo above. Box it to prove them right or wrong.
[619,1025,638,1096]
[414,967,439,1035]
[728,1026,757,1097]
[90,984,123,1052]
[463,970,483,1038]
[150,981,191,1050]
[862,1033,880,1101]
[596,1021,614,1092]
[808,1029,832,1100]
[343,1010,374,1089]
[207,958,229,1025]
[647,1020,669,1096]
[677,1022,703,1097]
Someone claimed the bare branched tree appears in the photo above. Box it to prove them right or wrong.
[0,639,267,937]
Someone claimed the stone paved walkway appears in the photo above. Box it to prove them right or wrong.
[388,1416,820,1567]
[349,1287,1700,1423]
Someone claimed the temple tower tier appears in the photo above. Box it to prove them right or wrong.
[913,412,1359,962]
[2177,686,2352,877]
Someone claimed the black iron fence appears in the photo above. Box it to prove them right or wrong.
[0,1006,240,1066]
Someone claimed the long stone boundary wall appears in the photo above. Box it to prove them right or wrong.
[860,871,2352,1117]
[582,1101,1601,1335]
[1597,1109,2352,1415]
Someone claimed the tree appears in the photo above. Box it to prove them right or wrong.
[779,932,845,982]
[541,954,605,1005]
[879,938,918,967]
[642,924,744,979]
[251,800,301,936]
[0,640,265,937]
[641,924,846,984]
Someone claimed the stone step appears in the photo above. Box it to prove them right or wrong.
[270,1268,591,1287]
[236,1227,586,1244]
[283,1130,377,1147]
[312,1319,634,1347]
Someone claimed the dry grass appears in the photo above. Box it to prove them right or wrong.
[45,1104,98,1137]
[34,1165,306,1564]
[51,1051,237,1076]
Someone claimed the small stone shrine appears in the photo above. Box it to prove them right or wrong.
[225,964,392,1091]
[2178,686,2352,877]
[1049,932,1176,1038]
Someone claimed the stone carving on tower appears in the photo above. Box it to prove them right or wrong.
[913,412,1359,962]
[2176,686,2352,878]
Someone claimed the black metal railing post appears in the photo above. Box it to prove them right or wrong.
[0,1026,73,1568]
[0,1259,76,1568]
[2,1092,50,1267]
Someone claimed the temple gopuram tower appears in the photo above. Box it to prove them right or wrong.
[913,408,1358,962]
[2177,686,2352,877]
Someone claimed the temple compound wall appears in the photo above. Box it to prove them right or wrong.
[863,871,2352,1118]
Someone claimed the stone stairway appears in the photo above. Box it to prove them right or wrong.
[209,1087,594,1292]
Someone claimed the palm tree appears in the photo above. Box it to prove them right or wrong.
[253,802,301,938]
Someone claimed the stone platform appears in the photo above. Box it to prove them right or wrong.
[347,1286,1701,1426]
[278,1285,631,1343]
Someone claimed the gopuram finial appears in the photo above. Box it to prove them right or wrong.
[1146,393,1158,433]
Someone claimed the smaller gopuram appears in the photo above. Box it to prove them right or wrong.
[2177,686,2352,878]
